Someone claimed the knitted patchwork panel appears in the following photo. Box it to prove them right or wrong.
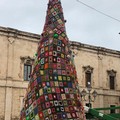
[20,0,86,120]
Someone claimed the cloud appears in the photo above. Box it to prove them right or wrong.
[0,0,120,50]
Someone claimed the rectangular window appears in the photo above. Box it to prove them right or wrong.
[24,64,32,81]
[86,72,91,87]
[110,105,116,114]
[110,76,115,90]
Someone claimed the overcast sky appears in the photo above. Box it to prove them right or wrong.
[0,0,120,50]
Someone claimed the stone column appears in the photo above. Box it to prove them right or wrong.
[98,55,104,107]
[5,87,12,120]
[7,37,15,78]
[5,37,15,120]
[98,55,103,88]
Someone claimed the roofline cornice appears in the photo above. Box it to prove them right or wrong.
[0,26,120,56]
[0,26,40,40]
[70,41,120,57]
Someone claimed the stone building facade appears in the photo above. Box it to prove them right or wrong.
[0,26,120,120]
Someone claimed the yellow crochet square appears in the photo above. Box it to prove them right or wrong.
[40,70,44,75]
[39,89,43,95]
[54,81,59,86]
[61,53,64,58]
[58,76,62,81]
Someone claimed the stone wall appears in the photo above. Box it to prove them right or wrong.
[0,27,39,120]
[71,41,120,113]
[0,26,120,119]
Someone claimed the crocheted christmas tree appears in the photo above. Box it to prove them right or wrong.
[20,0,86,119]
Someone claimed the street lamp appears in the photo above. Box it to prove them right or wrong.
[80,82,98,108]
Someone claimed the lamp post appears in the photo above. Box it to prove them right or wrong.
[80,82,97,108]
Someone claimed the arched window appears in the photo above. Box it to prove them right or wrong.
[24,64,32,81]
[85,71,91,87]
[20,56,34,81]
[83,65,94,87]
[107,69,116,90]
